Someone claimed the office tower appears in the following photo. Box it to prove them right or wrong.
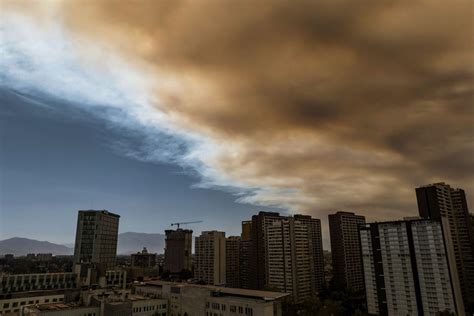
[163,229,192,273]
[328,211,366,291]
[360,219,464,316]
[131,247,157,268]
[195,231,226,285]
[266,218,312,302]
[226,236,241,288]
[249,211,285,290]
[416,183,474,311]
[294,214,325,292]
[239,221,253,289]
[74,210,120,270]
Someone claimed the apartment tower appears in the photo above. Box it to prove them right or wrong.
[239,221,253,289]
[328,211,366,291]
[195,231,226,285]
[163,229,193,273]
[360,219,464,315]
[225,236,241,288]
[266,218,313,302]
[416,183,474,312]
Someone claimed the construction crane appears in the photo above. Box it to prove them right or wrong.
[171,220,203,229]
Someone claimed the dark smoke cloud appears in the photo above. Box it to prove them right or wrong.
[18,1,474,238]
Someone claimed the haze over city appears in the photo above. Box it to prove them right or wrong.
[1,1,473,247]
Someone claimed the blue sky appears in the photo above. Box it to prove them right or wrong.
[0,88,272,243]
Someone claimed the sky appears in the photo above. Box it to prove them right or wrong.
[1,1,473,248]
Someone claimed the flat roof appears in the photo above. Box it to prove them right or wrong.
[32,303,97,312]
[143,281,289,300]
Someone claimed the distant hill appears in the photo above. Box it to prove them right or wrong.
[0,232,165,257]
[0,237,73,256]
[118,232,165,255]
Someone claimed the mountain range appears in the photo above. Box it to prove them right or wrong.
[0,232,165,256]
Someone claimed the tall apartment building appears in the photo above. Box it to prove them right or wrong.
[360,219,464,316]
[249,212,288,290]
[266,218,312,302]
[239,221,253,289]
[244,212,324,299]
[73,210,120,280]
[294,214,325,292]
[226,236,241,288]
[328,211,366,291]
[163,229,192,273]
[416,183,474,312]
[195,231,226,285]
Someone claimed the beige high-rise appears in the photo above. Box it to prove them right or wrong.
[266,218,312,302]
[195,231,226,285]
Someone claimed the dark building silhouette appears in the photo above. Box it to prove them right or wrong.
[226,236,241,288]
[239,221,253,289]
[416,183,474,312]
[328,211,365,291]
[131,247,157,268]
[163,229,192,273]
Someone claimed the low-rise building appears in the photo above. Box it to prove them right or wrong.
[135,280,288,316]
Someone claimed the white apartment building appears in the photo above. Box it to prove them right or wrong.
[360,219,464,316]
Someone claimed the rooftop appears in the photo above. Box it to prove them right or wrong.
[143,280,289,301]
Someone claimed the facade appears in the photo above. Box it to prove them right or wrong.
[293,214,325,293]
[244,211,324,298]
[135,280,288,316]
[225,236,241,288]
[328,211,366,291]
[416,183,474,312]
[73,210,120,272]
[266,218,312,302]
[0,272,78,315]
[249,212,283,290]
[131,248,157,268]
[0,273,77,294]
[1,292,66,315]
[360,219,464,316]
[163,229,192,274]
[238,221,252,290]
[20,293,167,316]
[195,231,226,285]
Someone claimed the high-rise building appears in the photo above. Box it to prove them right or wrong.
[294,214,325,293]
[416,183,474,312]
[73,210,120,272]
[249,212,286,290]
[195,231,226,285]
[226,236,241,288]
[239,221,253,289]
[328,211,365,291]
[360,219,464,316]
[163,229,192,274]
[244,211,324,299]
[266,218,312,302]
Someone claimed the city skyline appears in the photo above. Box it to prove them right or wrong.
[1,1,473,249]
